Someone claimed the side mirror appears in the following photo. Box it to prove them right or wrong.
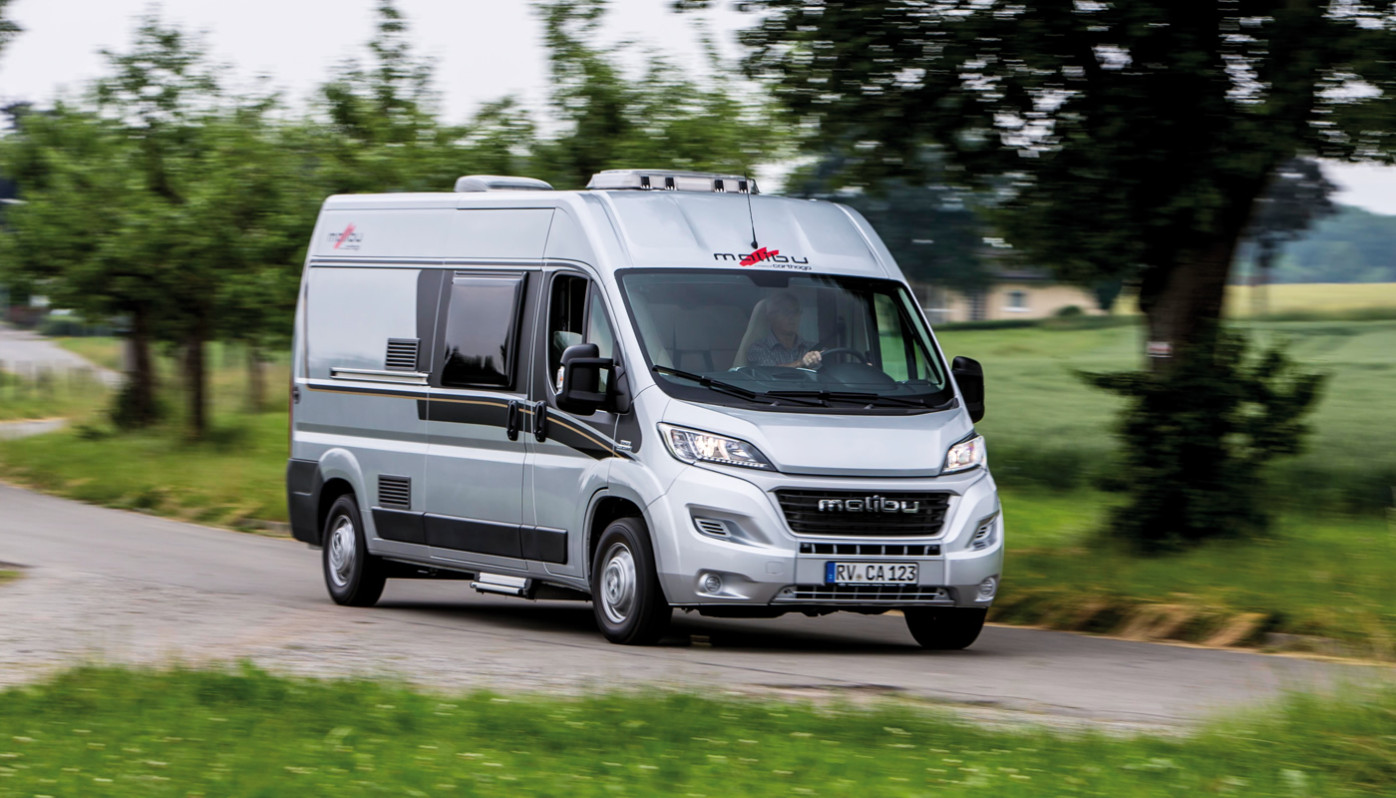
[952,356,985,423]
[557,343,613,416]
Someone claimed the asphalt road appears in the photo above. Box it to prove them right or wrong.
[0,482,1385,730]
[0,324,122,386]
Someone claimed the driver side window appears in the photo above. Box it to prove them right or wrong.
[548,274,615,394]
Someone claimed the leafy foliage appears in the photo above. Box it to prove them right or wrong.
[533,0,786,189]
[1083,330,1325,550]
[1246,204,1396,284]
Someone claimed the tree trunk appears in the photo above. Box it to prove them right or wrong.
[1252,248,1274,319]
[184,326,208,439]
[122,306,158,427]
[1137,236,1239,373]
[246,344,265,413]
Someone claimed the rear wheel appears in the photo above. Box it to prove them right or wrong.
[322,494,386,607]
[904,607,987,650]
[591,517,671,645]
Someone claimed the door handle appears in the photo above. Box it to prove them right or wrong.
[533,401,548,442]
[506,400,520,441]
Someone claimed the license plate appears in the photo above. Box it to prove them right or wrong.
[825,562,919,585]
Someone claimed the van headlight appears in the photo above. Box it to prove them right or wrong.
[659,424,775,471]
[943,435,986,473]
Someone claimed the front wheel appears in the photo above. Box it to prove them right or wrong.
[322,494,386,607]
[591,517,671,645]
[904,607,987,650]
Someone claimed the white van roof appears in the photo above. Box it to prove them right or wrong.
[313,174,899,279]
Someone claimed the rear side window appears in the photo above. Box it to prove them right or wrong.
[440,274,526,388]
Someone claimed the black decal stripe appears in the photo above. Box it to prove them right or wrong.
[425,514,522,559]
[372,508,427,544]
[520,527,568,564]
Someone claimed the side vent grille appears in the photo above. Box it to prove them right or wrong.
[385,338,420,371]
[377,476,412,511]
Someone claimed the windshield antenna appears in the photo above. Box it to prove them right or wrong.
[741,159,758,250]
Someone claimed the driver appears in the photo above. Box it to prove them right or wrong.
[746,291,823,368]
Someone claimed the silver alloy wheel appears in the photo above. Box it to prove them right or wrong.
[327,515,356,589]
[599,542,637,624]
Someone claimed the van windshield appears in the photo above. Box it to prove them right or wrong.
[617,270,955,412]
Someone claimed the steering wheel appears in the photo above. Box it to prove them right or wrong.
[816,347,865,366]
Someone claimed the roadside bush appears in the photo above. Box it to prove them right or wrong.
[1054,304,1084,318]
[1082,328,1325,551]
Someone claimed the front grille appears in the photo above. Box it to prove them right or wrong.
[377,475,412,510]
[775,490,951,537]
[774,584,954,604]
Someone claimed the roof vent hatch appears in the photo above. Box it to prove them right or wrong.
[453,175,554,192]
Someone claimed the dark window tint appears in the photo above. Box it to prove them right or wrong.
[440,274,525,388]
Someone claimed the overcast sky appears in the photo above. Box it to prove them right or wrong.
[1,0,1392,214]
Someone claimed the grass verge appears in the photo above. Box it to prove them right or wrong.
[0,370,109,422]
[0,411,289,527]
[996,490,1396,658]
[0,665,1392,796]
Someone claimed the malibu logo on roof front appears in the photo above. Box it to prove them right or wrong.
[328,223,362,251]
[713,246,812,270]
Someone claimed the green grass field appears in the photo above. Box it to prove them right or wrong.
[0,665,1392,797]
[936,318,1396,512]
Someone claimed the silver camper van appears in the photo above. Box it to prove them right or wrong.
[286,170,1002,648]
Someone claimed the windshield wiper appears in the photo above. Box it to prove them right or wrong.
[653,365,815,404]
[766,389,929,409]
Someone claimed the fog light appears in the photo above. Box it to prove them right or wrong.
[701,574,723,594]
[977,576,998,601]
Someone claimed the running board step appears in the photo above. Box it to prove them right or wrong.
[470,573,532,597]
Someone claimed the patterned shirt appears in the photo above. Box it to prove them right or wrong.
[746,333,816,367]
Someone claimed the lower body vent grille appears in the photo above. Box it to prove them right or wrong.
[773,585,954,605]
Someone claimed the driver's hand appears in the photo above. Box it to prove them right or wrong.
[801,350,823,368]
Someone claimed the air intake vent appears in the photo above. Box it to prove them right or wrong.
[377,476,412,511]
[385,338,420,371]
[693,518,730,538]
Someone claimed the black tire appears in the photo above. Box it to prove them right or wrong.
[321,494,387,607]
[590,517,671,645]
[904,607,987,650]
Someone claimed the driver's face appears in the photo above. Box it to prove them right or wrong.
[772,306,801,337]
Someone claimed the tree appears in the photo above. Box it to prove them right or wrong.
[0,105,167,426]
[1,15,317,434]
[696,0,1389,544]
[535,0,786,189]
[700,0,1396,368]
[1240,158,1336,315]
[315,0,463,193]
[786,155,991,293]
[0,0,20,59]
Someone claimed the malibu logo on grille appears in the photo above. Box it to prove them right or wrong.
[817,496,920,514]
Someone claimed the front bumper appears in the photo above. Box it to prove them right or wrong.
[646,463,1003,610]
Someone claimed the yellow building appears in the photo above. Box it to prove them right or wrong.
[914,269,1105,323]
